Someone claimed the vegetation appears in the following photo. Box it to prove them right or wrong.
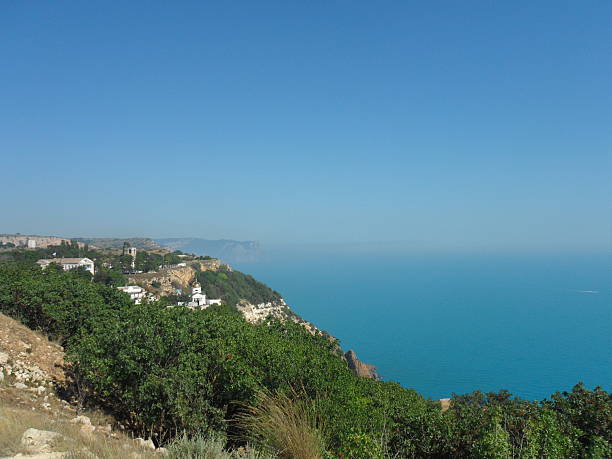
[196,267,282,307]
[166,434,272,459]
[0,240,99,263]
[0,261,609,458]
[237,391,325,459]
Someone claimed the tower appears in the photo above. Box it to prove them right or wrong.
[192,282,202,295]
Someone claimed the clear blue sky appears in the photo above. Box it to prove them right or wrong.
[1,1,610,251]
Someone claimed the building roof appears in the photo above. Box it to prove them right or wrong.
[117,285,145,293]
[37,258,94,264]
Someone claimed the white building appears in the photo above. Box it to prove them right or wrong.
[117,285,146,304]
[185,282,222,309]
[26,239,36,249]
[36,258,95,275]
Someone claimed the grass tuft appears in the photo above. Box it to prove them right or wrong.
[166,433,273,458]
[236,391,325,459]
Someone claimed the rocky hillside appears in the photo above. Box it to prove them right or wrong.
[128,259,221,296]
[71,237,162,250]
[0,313,165,458]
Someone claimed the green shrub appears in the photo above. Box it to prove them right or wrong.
[167,433,272,458]
[196,268,281,307]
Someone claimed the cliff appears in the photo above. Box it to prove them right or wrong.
[344,349,380,380]
[128,259,220,296]
[0,234,71,248]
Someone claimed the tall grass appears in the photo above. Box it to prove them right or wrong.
[236,391,325,459]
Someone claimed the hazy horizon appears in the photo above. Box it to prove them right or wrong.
[2,2,610,252]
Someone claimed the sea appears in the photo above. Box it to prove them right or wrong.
[235,248,611,401]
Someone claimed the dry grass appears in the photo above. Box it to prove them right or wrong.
[236,391,325,459]
[166,433,273,459]
[0,404,159,458]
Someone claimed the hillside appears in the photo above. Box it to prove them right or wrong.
[71,237,162,250]
[0,313,161,458]
[0,312,270,458]
[1,257,609,457]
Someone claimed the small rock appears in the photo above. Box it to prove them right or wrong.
[14,382,28,389]
[21,428,63,453]
[0,351,8,364]
[135,437,156,449]
[97,424,112,434]
[30,386,46,395]
[70,415,92,426]
[80,424,96,436]
[13,452,68,458]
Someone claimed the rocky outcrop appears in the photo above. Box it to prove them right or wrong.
[0,235,70,249]
[344,350,380,380]
[235,299,323,339]
[236,299,290,324]
[128,260,220,296]
[21,428,64,454]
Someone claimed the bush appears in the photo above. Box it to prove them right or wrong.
[0,262,131,344]
[68,305,355,443]
[167,433,272,459]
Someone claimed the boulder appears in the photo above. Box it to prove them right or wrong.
[134,438,155,449]
[30,386,46,395]
[20,428,63,453]
[69,415,91,426]
[79,424,95,436]
[0,351,9,364]
[439,398,451,412]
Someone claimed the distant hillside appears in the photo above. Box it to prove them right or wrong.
[71,237,161,250]
[155,238,261,263]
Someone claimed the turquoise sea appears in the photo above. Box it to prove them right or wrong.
[236,249,611,400]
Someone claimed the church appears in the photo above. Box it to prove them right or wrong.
[186,282,222,309]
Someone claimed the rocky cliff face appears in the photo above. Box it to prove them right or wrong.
[344,349,380,380]
[128,260,220,295]
[0,234,70,248]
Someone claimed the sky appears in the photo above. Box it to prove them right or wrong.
[1,1,610,252]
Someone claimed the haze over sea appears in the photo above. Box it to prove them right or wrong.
[237,247,611,401]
